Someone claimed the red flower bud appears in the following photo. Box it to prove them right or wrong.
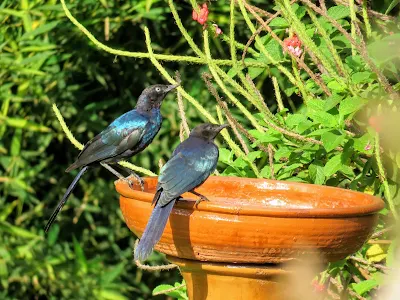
[192,3,209,25]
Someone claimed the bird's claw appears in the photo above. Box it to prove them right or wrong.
[195,195,209,208]
[127,175,145,191]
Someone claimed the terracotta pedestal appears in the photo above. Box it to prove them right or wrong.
[116,176,384,300]
[168,256,294,300]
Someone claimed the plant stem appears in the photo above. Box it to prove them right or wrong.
[349,0,357,56]
[361,0,372,38]
[374,133,398,220]
[272,77,285,113]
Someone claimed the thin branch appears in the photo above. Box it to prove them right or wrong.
[133,240,178,271]
[153,283,186,296]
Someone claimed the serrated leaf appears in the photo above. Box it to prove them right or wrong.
[327,5,350,20]
[321,131,345,152]
[285,114,308,129]
[339,97,367,116]
[324,94,343,111]
[351,72,373,84]
[350,279,379,295]
[353,134,373,154]
[327,80,346,92]
[323,155,342,177]
[309,161,325,185]
[153,284,185,298]
[219,148,232,164]
[307,111,337,127]
[269,17,288,27]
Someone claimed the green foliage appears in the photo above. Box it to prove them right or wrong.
[1,0,400,299]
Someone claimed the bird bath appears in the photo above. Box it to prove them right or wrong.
[115,176,384,300]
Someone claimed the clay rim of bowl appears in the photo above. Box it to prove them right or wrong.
[115,176,385,218]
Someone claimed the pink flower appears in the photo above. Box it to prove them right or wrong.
[368,116,382,133]
[311,279,326,293]
[192,3,209,25]
[283,34,303,57]
[213,24,223,36]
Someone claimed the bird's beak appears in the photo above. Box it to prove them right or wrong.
[165,83,180,93]
[217,124,230,132]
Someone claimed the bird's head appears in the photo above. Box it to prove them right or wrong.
[190,123,229,141]
[136,83,179,111]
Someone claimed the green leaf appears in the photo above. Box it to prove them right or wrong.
[307,111,337,127]
[309,163,325,185]
[153,284,185,299]
[386,0,400,14]
[353,134,373,154]
[97,290,129,300]
[350,279,379,295]
[366,244,387,262]
[339,97,367,116]
[327,5,350,20]
[0,221,41,239]
[285,114,308,129]
[327,80,346,92]
[269,17,288,27]
[10,128,22,156]
[323,155,342,177]
[321,131,345,152]
[0,116,51,132]
[47,224,60,246]
[351,72,373,84]
[219,148,232,164]
[21,21,60,39]
[324,94,343,111]
[100,263,125,286]
[73,236,87,274]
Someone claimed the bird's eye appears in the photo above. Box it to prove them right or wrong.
[155,87,161,93]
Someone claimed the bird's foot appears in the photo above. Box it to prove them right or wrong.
[194,195,210,208]
[115,177,135,189]
[127,174,145,191]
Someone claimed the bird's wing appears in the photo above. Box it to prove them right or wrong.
[66,110,148,171]
[155,141,218,207]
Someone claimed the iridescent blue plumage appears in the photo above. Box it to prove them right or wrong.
[134,123,229,261]
[45,83,178,233]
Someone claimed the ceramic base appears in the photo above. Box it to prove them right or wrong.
[167,256,310,300]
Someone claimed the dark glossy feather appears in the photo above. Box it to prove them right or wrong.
[66,110,149,172]
[135,136,219,261]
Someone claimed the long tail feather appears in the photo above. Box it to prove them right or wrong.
[44,166,89,233]
[135,195,176,261]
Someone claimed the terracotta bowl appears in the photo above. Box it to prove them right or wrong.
[116,176,384,264]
